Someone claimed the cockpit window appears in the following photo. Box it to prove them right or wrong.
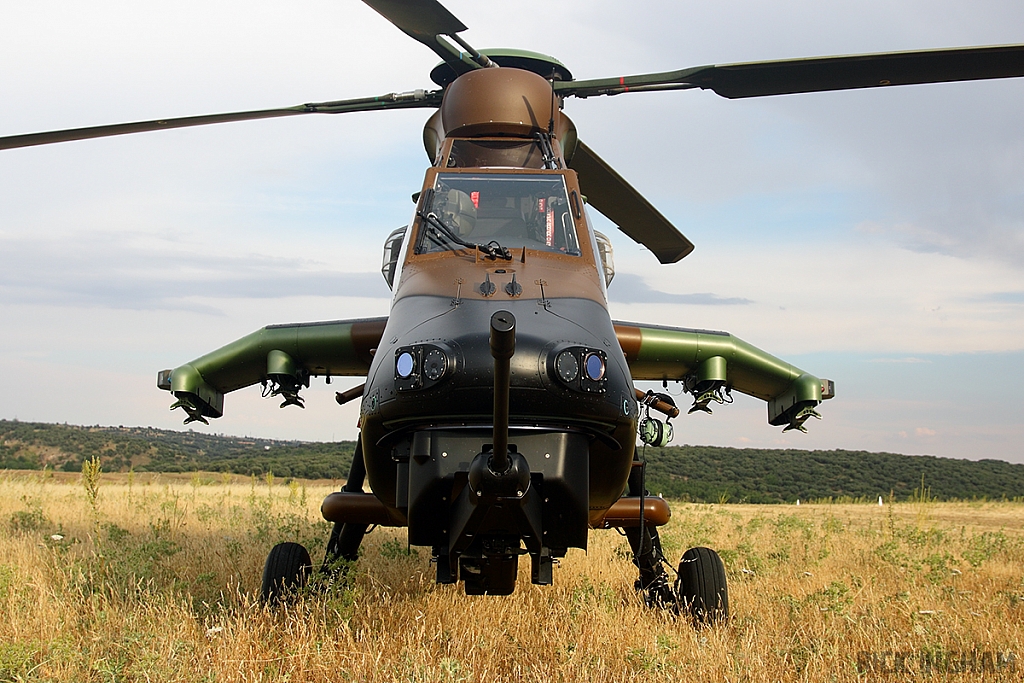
[447,140,544,169]
[416,173,581,257]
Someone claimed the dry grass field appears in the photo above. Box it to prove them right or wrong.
[1,467,1022,682]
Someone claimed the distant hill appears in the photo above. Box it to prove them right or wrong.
[0,419,355,480]
[637,444,1024,503]
[3,419,1023,501]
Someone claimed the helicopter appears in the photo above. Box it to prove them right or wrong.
[2,0,1023,619]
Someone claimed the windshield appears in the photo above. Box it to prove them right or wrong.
[416,173,581,257]
[446,140,544,169]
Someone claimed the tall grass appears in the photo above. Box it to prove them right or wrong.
[1,470,1021,681]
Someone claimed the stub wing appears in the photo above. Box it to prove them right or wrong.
[614,321,834,432]
[157,317,388,424]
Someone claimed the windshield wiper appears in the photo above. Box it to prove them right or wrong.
[416,202,512,261]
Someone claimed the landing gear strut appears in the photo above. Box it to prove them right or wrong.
[323,439,370,572]
[624,462,676,607]
[261,439,369,604]
[625,460,729,623]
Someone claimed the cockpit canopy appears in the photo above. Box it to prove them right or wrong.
[446,139,547,169]
[415,173,581,257]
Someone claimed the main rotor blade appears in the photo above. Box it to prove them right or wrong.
[568,141,694,264]
[556,44,1024,99]
[0,90,441,151]
[361,0,484,76]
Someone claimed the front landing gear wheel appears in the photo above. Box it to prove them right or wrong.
[261,542,312,604]
[675,546,728,625]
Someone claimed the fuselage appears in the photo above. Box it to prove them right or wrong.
[355,66,642,540]
[360,145,638,528]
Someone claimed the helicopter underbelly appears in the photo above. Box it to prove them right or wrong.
[359,294,637,526]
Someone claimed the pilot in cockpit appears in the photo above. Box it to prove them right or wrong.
[427,176,580,256]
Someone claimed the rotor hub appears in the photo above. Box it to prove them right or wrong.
[430,48,572,88]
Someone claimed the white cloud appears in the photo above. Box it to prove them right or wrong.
[609,238,1024,355]
[0,232,390,311]
[608,273,752,306]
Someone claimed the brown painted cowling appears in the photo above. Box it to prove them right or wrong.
[441,67,559,137]
[422,67,579,162]
[322,491,407,527]
[593,496,672,529]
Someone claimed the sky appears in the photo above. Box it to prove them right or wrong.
[1,0,1022,462]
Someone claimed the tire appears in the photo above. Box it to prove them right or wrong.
[261,542,312,604]
[675,546,728,625]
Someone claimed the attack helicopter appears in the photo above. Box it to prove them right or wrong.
[3,0,1023,619]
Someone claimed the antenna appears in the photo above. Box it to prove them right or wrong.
[547,70,557,135]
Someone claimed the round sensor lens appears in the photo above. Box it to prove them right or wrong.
[584,353,605,381]
[396,351,415,378]
[423,348,447,381]
[555,350,579,383]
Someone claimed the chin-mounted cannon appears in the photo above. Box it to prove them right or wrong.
[391,308,593,595]
[463,310,533,502]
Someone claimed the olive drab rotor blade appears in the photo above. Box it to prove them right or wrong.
[568,141,694,264]
[0,91,441,151]
[555,44,1024,99]
[361,0,486,76]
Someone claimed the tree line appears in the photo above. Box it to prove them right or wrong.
[3,419,1022,500]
